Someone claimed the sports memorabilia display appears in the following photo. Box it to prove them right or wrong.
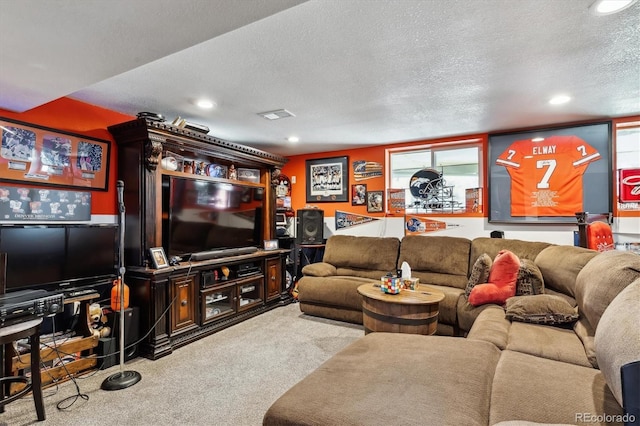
[489,122,611,224]
[496,135,600,217]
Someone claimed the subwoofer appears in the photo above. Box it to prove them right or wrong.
[107,306,140,362]
[297,209,324,244]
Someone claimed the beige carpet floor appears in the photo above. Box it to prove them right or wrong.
[1,303,364,426]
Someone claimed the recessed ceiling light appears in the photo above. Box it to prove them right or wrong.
[196,99,215,109]
[532,137,545,142]
[549,95,571,105]
[589,0,637,15]
[287,136,299,143]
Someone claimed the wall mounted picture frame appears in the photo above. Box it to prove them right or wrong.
[488,121,611,224]
[367,190,384,213]
[351,184,367,206]
[0,117,111,191]
[306,156,349,202]
[150,247,169,269]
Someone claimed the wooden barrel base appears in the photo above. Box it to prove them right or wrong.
[361,297,439,335]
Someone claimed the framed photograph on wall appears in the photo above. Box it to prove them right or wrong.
[367,190,384,213]
[351,184,367,206]
[306,156,349,202]
[488,121,611,223]
[150,247,169,269]
[0,117,111,191]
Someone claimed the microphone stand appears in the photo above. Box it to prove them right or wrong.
[102,180,142,390]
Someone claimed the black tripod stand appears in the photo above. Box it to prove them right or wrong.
[101,180,141,390]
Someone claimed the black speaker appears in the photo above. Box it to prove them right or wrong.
[107,306,140,362]
[297,209,324,244]
[490,230,504,238]
[98,337,117,370]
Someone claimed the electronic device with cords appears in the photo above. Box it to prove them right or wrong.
[0,289,64,327]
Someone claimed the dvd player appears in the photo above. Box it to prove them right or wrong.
[0,289,65,326]
[190,246,258,261]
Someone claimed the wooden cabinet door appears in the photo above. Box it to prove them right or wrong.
[170,275,197,334]
[266,257,282,301]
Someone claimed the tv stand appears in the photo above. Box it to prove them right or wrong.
[190,247,258,261]
[109,118,289,360]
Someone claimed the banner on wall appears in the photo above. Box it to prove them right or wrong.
[0,185,91,221]
[404,215,460,235]
[352,160,383,181]
[387,188,406,214]
[335,210,379,230]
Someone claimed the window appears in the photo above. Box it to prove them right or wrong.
[387,139,482,213]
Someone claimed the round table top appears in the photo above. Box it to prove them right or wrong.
[0,317,43,338]
[357,283,445,305]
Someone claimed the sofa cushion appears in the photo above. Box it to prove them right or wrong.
[515,258,544,296]
[423,284,464,328]
[297,275,374,311]
[465,253,492,297]
[535,245,598,297]
[398,235,471,288]
[506,322,592,367]
[264,333,501,426]
[470,237,551,272]
[457,295,497,332]
[504,295,578,325]
[468,250,519,306]
[322,235,400,272]
[575,250,640,330]
[489,350,622,425]
[595,278,640,407]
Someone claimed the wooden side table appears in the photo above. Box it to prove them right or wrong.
[357,283,445,335]
[0,318,45,421]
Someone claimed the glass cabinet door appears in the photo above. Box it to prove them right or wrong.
[237,276,263,311]
[201,282,236,324]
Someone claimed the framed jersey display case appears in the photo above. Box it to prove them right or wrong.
[488,121,611,223]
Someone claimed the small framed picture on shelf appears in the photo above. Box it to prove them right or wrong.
[150,247,169,269]
[206,163,228,178]
[264,239,279,250]
[237,168,261,183]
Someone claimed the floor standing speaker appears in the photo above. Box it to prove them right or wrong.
[107,306,140,362]
[297,209,324,244]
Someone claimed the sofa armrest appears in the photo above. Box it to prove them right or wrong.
[466,305,511,350]
[302,262,337,277]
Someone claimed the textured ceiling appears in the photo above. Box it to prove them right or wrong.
[1,0,639,156]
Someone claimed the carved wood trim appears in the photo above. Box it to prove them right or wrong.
[145,135,164,171]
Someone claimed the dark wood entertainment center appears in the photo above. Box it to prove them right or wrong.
[109,118,289,359]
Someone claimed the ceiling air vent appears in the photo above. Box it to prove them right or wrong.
[258,109,295,120]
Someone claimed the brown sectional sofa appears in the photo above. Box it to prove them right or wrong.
[265,235,640,425]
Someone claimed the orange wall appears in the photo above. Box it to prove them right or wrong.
[0,98,134,215]
[283,147,385,217]
[282,134,487,216]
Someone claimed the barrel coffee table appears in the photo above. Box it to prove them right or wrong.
[357,283,445,335]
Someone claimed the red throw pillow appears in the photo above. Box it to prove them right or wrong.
[468,250,520,306]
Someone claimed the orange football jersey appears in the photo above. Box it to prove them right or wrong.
[496,135,600,216]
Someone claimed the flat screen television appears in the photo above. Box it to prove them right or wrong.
[163,176,263,258]
[0,224,118,293]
